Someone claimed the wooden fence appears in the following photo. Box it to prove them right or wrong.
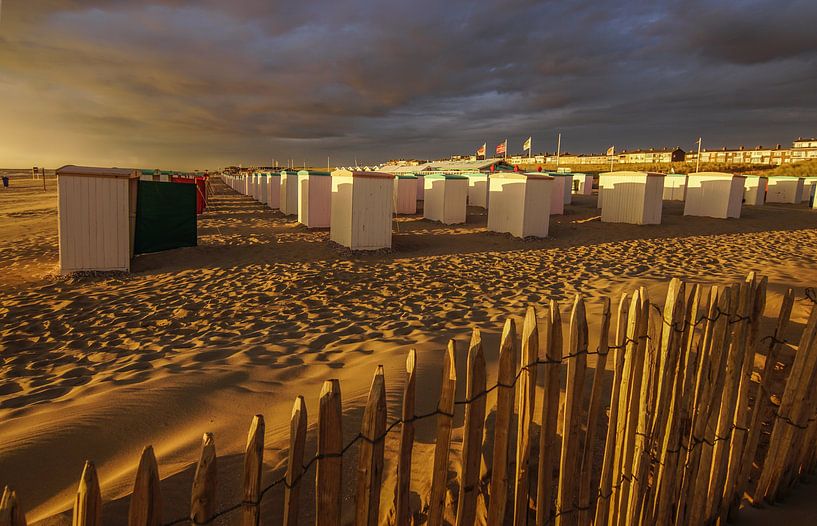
[3,273,817,525]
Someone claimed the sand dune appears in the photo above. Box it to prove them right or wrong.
[2,173,817,524]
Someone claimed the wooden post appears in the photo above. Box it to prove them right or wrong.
[394,350,417,526]
[129,446,162,526]
[73,461,102,526]
[578,297,610,525]
[317,380,343,526]
[190,433,217,525]
[513,306,539,526]
[428,341,457,526]
[284,397,307,526]
[535,301,561,526]
[1,486,27,526]
[356,366,387,526]
[456,329,487,526]
[556,295,588,526]
[488,320,517,526]
[242,415,265,526]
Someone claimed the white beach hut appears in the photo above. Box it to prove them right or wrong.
[572,173,593,195]
[279,170,299,216]
[683,172,746,219]
[297,170,332,228]
[394,175,418,214]
[56,165,139,274]
[258,173,269,205]
[766,177,804,204]
[416,175,425,200]
[598,171,665,225]
[423,174,468,224]
[464,172,489,208]
[488,172,554,238]
[802,177,817,203]
[663,174,688,201]
[743,176,767,206]
[266,172,281,209]
[550,173,573,205]
[330,170,394,250]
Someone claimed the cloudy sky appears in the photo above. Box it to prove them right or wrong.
[1,0,816,170]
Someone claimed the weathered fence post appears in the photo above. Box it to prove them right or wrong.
[513,306,539,526]
[535,301,560,526]
[317,380,343,526]
[428,341,457,526]
[73,461,102,526]
[393,350,417,526]
[487,319,517,526]
[456,330,487,526]
[556,295,588,526]
[284,397,307,526]
[190,433,217,525]
[355,366,387,526]
[1,486,27,526]
[242,415,265,526]
[129,446,162,526]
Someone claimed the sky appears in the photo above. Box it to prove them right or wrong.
[0,1,816,170]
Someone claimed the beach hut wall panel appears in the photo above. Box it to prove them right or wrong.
[394,175,418,214]
[56,165,139,274]
[548,173,573,205]
[330,170,394,250]
[258,174,269,204]
[416,175,425,200]
[572,173,593,195]
[541,174,568,214]
[683,172,746,219]
[663,175,688,201]
[599,171,665,225]
[279,171,299,215]
[802,177,817,202]
[465,173,489,208]
[266,174,281,209]
[423,174,467,224]
[297,171,332,228]
[488,173,553,238]
[766,177,804,204]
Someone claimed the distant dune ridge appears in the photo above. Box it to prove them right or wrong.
[2,174,817,523]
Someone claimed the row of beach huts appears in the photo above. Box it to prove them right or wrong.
[225,169,816,250]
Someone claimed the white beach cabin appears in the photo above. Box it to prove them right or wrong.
[541,173,572,214]
[743,176,767,206]
[488,172,554,238]
[572,173,593,195]
[258,173,269,205]
[766,177,804,204]
[297,170,332,228]
[683,172,746,219]
[331,170,394,250]
[598,171,665,225]
[56,165,139,274]
[423,174,468,224]
[801,177,817,203]
[416,175,425,200]
[464,172,489,208]
[663,174,688,201]
[266,172,281,209]
[279,170,299,216]
[394,175,418,214]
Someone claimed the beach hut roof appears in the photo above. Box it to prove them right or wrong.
[297,170,331,176]
[57,165,139,179]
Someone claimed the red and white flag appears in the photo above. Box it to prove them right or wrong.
[477,143,486,157]
[496,141,507,155]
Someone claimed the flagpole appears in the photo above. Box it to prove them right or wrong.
[696,137,702,173]
[555,133,561,170]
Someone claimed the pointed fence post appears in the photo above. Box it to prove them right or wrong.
[513,306,539,526]
[536,301,562,526]
[317,380,343,526]
[190,433,217,525]
[129,446,162,526]
[356,366,387,526]
[242,415,265,526]
[73,461,102,526]
[284,397,307,526]
[394,350,417,526]
[456,329,487,526]
[487,319,517,526]
[427,340,457,526]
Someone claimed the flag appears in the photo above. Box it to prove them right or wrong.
[476,143,486,157]
[606,146,615,156]
[523,136,532,151]
[496,141,506,155]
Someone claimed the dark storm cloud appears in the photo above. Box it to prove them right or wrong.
[0,0,815,168]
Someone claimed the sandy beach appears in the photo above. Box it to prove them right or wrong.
[3,172,817,524]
